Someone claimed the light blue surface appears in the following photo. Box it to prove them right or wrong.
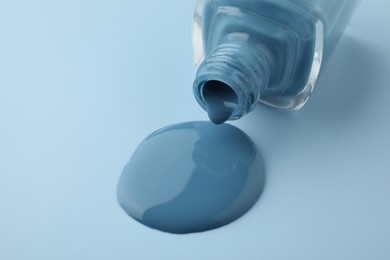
[0,0,390,259]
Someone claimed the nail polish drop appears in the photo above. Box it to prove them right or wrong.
[203,80,238,125]
[117,121,264,234]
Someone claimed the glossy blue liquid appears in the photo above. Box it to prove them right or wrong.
[203,80,238,124]
[117,121,264,234]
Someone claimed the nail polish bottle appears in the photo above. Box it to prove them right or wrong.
[192,0,360,124]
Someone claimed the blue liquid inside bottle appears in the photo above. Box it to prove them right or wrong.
[193,0,360,124]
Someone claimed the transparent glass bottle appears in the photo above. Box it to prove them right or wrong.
[192,0,360,124]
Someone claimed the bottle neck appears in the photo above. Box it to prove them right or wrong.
[193,39,271,124]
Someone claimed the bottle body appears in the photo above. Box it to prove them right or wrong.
[192,0,360,123]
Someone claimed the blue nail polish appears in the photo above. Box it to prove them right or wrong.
[193,0,360,124]
[117,122,264,234]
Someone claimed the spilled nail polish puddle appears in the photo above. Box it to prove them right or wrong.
[117,121,264,234]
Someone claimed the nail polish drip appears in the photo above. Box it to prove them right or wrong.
[117,121,264,234]
[203,81,238,124]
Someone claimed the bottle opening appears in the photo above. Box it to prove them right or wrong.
[202,80,238,124]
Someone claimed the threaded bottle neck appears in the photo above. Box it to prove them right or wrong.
[193,40,271,124]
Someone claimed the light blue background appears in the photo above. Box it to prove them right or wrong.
[1,0,389,259]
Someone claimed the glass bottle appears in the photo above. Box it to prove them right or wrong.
[192,0,360,124]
